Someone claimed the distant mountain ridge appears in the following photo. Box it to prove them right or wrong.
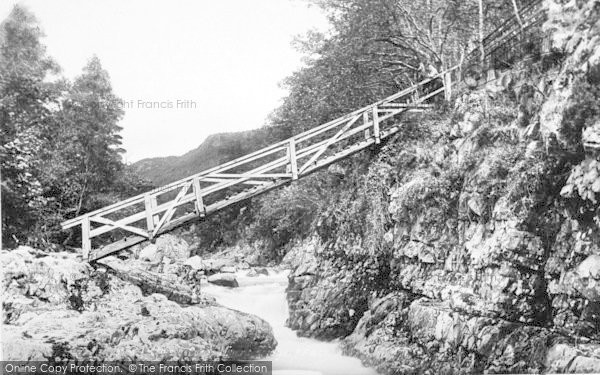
[132,127,290,186]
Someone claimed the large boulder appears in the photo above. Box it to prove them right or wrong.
[183,255,205,270]
[2,246,99,322]
[137,234,190,265]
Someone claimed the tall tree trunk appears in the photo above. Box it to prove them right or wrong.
[478,0,485,68]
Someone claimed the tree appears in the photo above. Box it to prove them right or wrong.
[510,0,524,30]
[1,6,147,248]
[478,0,485,67]
[55,56,125,217]
[0,5,60,246]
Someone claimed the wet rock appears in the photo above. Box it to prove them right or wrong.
[220,266,237,274]
[203,259,231,275]
[207,273,239,288]
[247,267,269,277]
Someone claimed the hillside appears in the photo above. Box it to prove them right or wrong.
[132,127,291,186]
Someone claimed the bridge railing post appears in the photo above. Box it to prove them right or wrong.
[372,106,380,144]
[82,216,91,260]
[288,139,298,180]
[363,111,370,140]
[144,194,159,235]
[192,176,206,217]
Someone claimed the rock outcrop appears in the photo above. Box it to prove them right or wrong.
[285,1,600,372]
[2,246,276,361]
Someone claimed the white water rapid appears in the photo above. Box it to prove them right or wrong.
[202,269,379,375]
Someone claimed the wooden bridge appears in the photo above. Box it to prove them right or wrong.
[62,69,457,261]
[62,2,548,262]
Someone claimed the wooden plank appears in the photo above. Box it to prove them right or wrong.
[205,173,290,179]
[379,103,433,108]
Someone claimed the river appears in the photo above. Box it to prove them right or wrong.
[203,269,378,375]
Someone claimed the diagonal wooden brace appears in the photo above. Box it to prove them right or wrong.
[90,216,150,238]
[152,181,192,238]
[299,114,361,174]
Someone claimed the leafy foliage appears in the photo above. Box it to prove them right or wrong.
[250,177,326,250]
[1,6,148,248]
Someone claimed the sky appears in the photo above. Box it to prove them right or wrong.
[0,0,330,163]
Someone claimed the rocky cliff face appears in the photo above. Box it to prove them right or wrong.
[285,1,600,373]
[2,245,276,361]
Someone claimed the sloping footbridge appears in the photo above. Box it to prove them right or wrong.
[62,70,456,261]
[62,1,549,262]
